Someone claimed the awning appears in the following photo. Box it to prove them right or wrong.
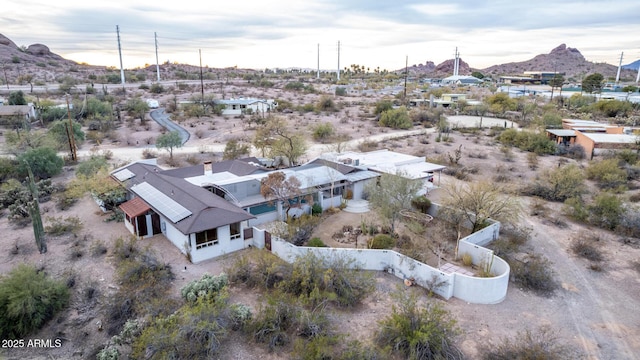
[119,197,151,218]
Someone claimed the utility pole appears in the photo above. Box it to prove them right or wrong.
[615,51,624,86]
[199,49,205,111]
[65,94,77,161]
[116,25,125,89]
[317,43,320,80]
[403,55,408,99]
[155,32,160,82]
[337,41,340,81]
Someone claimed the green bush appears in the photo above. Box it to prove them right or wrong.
[523,164,585,202]
[378,106,412,129]
[312,122,335,142]
[376,291,462,360]
[17,147,64,179]
[588,192,624,230]
[249,294,300,350]
[368,234,395,249]
[586,158,628,190]
[0,264,70,339]
[411,195,432,213]
[311,203,322,215]
[335,87,347,96]
[374,100,393,115]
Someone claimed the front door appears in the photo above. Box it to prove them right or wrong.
[265,231,271,251]
[151,213,161,235]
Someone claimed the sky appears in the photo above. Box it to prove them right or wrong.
[3,0,640,71]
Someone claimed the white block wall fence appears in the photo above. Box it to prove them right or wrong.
[250,203,510,304]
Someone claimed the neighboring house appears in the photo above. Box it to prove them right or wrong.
[441,75,483,86]
[0,103,37,122]
[430,93,482,108]
[548,119,639,159]
[320,149,446,194]
[217,98,277,116]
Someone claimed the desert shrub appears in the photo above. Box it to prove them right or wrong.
[378,106,412,129]
[250,293,300,350]
[562,197,589,222]
[564,144,586,160]
[510,254,558,296]
[106,238,177,335]
[373,100,393,115]
[358,139,378,152]
[181,273,229,303]
[279,252,375,308]
[76,156,109,177]
[141,148,158,159]
[376,291,463,360]
[225,249,289,289]
[498,129,556,155]
[461,253,473,266]
[616,208,640,238]
[307,237,327,247]
[44,216,83,236]
[132,291,237,359]
[570,237,604,262]
[316,95,337,112]
[149,83,164,93]
[482,326,572,360]
[586,158,628,190]
[312,122,335,142]
[0,264,70,339]
[280,215,321,246]
[588,192,624,230]
[522,164,585,202]
[335,87,347,96]
[368,234,395,249]
[411,195,431,213]
[90,239,108,257]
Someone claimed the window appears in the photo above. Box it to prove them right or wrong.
[195,229,218,249]
[230,222,241,240]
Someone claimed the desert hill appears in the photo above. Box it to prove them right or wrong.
[0,33,637,85]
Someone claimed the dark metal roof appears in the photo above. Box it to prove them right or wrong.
[113,162,254,235]
[161,157,267,178]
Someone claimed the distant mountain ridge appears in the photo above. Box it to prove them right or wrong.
[405,44,638,81]
[0,33,637,83]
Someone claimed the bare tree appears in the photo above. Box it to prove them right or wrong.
[366,172,422,233]
[260,172,302,220]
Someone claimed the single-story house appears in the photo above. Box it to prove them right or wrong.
[320,149,446,194]
[441,75,483,86]
[548,121,639,158]
[0,103,37,122]
[112,160,256,263]
[217,98,277,116]
[111,156,383,261]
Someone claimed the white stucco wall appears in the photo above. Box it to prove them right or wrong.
[190,224,246,263]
